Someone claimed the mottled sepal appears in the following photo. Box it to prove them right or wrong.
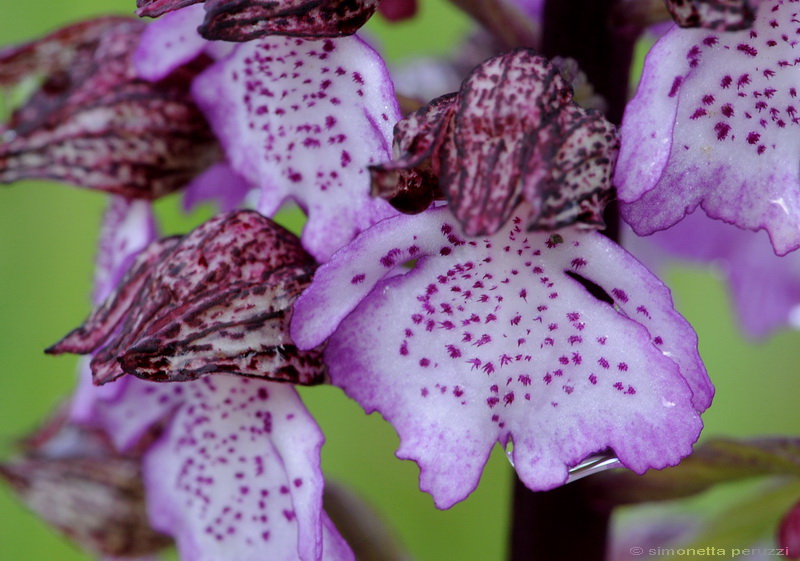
[202,0,380,41]
[49,211,324,386]
[616,0,800,255]
[372,50,618,237]
[136,0,202,18]
[665,0,755,31]
[0,408,171,558]
[293,205,710,508]
[0,18,219,198]
[369,93,455,214]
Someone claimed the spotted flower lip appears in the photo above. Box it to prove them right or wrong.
[615,0,800,256]
[0,17,219,199]
[372,49,619,238]
[292,205,711,508]
[138,375,354,561]
[47,210,324,386]
[136,0,381,41]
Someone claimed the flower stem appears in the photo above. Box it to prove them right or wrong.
[508,2,640,560]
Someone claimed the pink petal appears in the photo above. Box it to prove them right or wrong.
[624,211,800,338]
[142,375,353,561]
[182,162,253,212]
[616,0,800,255]
[191,35,400,261]
[292,206,711,508]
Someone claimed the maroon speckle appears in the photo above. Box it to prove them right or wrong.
[720,75,733,89]
[747,131,761,144]
[721,103,734,117]
[350,273,366,284]
[588,374,597,385]
[714,122,731,140]
[736,43,758,57]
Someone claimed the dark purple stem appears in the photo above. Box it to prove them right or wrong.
[509,1,641,560]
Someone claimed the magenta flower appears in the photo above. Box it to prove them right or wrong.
[0,17,218,199]
[135,0,381,41]
[615,0,800,255]
[135,5,401,261]
[59,198,353,561]
[292,205,712,508]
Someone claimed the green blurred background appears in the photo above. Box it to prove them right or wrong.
[0,2,798,560]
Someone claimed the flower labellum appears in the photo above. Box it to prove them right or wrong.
[136,0,381,41]
[292,205,711,508]
[0,17,219,198]
[142,375,354,561]
[372,49,619,237]
[48,210,324,386]
[615,0,800,255]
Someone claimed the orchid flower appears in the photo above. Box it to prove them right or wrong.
[57,198,353,561]
[0,17,219,199]
[615,0,800,255]
[135,4,401,261]
[292,204,712,508]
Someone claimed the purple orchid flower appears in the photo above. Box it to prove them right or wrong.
[135,0,381,41]
[0,17,219,199]
[372,50,618,238]
[291,204,712,508]
[135,5,401,262]
[62,198,353,561]
[623,210,800,338]
[615,0,800,256]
